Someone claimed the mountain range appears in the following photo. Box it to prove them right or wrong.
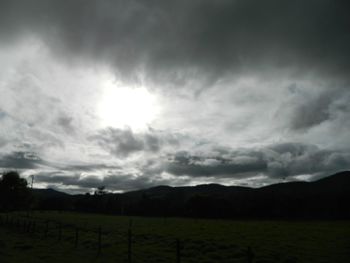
[32,171,350,219]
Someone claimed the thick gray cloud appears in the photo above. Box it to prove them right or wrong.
[165,143,350,180]
[91,127,181,158]
[35,171,189,192]
[289,88,350,131]
[21,141,350,192]
[91,128,158,158]
[0,0,349,193]
[0,0,349,84]
[0,151,42,169]
[166,150,266,178]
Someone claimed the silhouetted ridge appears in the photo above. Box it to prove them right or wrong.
[31,188,70,198]
[313,171,350,185]
[29,171,350,219]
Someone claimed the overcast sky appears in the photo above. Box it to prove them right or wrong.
[0,0,349,193]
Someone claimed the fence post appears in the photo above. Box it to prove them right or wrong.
[23,220,28,233]
[97,226,102,254]
[246,246,254,263]
[29,221,33,233]
[176,239,181,263]
[128,228,132,263]
[23,219,27,232]
[23,219,30,233]
[75,227,79,248]
[45,220,49,238]
[58,222,62,241]
[32,221,36,234]
[26,220,31,233]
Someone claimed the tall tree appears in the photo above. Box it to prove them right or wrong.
[0,171,31,211]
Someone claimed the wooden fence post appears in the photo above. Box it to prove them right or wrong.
[247,246,254,263]
[58,222,62,241]
[23,220,27,232]
[97,226,102,254]
[75,227,79,248]
[45,220,49,238]
[26,221,31,233]
[23,220,28,232]
[32,221,36,234]
[128,228,132,263]
[176,239,181,263]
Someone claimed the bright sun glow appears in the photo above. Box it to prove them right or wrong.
[98,83,159,130]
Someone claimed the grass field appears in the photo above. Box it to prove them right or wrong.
[0,211,349,263]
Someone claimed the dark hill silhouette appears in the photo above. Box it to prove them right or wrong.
[32,188,70,198]
[31,171,350,219]
[31,188,71,210]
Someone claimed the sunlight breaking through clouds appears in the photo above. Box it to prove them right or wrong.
[0,0,349,192]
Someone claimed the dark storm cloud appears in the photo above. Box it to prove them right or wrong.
[0,0,349,83]
[91,128,179,158]
[31,142,350,192]
[35,172,103,189]
[0,150,121,174]
[289,88,350,130]
[92,128,151,158]
[166,150,267,178]
[0,151,42,169]
[165,143,350,179]
[35,171,183,192]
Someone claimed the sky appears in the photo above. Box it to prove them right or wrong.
[0,0,349,193]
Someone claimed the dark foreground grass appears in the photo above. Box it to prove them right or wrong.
[0,211,349,263]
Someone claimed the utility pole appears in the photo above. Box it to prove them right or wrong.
[30,175,34,189]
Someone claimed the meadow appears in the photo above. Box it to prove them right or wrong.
[0,211,349,263]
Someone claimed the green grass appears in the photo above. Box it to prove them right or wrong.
[0,211,349,263]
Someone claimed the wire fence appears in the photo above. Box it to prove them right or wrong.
[0,213,255,263]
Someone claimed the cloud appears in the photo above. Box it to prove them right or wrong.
[0,0,349,193]
[56,115,75,134]
[35,171,190,192]
[18,140,349,192]
[0,0,349,85]
[29,141,350,192]
[92,128,153,158]
[91,127,180,158]
[165,143,350,180]
[0,151,42,169]
[288,87,350,131]
[166,150,266,178]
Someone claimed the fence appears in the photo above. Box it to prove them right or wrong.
[0,213,255,263]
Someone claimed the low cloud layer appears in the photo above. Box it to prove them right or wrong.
[166,143,350,179]
[1,141,349,192]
